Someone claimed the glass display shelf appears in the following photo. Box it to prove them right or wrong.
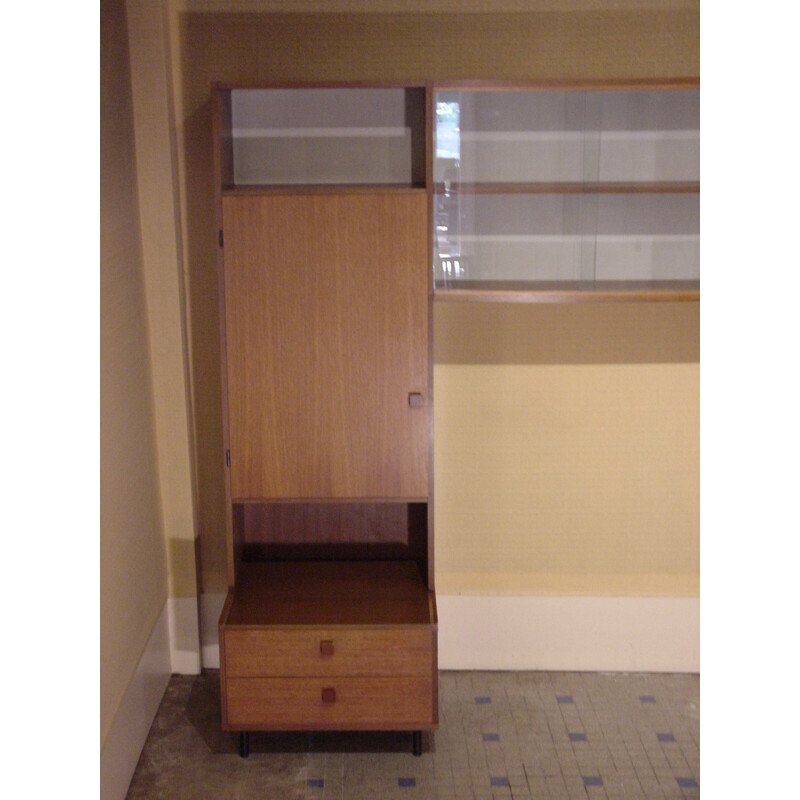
[432,86,699,298]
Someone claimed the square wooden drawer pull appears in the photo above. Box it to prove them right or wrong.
[319,639,335,657]
[408,392,424,408]
[321,687,336,704]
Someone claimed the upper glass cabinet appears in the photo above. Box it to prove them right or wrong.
[432,87,699,294]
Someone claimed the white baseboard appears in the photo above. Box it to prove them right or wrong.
[437,595,699,672]
[200,592,227,668]
[199,592,698,673]
[167,595,202,674]
[101,602,172,800]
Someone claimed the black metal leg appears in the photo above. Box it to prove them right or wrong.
[239,731,249,758]
[412,730,422,756]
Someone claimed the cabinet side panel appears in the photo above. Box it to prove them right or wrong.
[214,88,233,188]
[213,87,238,587]
[223,192,429,500]
[218,589,235,728]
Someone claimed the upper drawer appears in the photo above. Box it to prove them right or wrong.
[223,627,434,678]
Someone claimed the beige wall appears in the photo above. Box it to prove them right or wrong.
[126,0,200,603]
[101,0,170,747]
[167,2,699,598]
[434,302,699,596]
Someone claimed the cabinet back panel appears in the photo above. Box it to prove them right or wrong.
[229,88,425,187]
[240,501,428,565]
[223,192,429,499]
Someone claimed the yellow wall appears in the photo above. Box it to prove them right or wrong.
[101,0,170,746]
[165,2,699,596]
[434,302,699,595]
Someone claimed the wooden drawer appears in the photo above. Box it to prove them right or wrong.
[225,675,435,729]
[223,627,433,678]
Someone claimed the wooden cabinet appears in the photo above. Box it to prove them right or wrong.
[213,84,436,757]
[211,78,699,758]
[220,562,436,733]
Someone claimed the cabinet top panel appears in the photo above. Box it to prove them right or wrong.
[224,560,433,627]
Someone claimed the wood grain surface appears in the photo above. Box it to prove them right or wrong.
[222,560,433,626]
[222,191,429,500]
[224,675,435,729]
[224,627,433,678]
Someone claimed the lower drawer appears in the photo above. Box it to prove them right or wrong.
[225,675,435,730]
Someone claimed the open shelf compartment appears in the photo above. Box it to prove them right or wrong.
[215,85,427,190]
[223,559,435,628]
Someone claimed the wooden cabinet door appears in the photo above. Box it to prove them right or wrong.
[222,192,429,500]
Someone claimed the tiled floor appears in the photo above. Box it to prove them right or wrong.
[126,670,699,799]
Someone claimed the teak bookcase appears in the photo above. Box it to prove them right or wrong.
[212,80,699,758]
[213,84,437,758]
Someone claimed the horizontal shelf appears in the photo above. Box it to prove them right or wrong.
[225,560,433,627]
[434,182,699,195]
[222,183,426,195]
[232,126,411,139]
[432,79,700,91]
[433,280,700,303]
[231,496,429,504]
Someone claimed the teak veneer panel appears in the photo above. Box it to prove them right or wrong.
[225,676,435,730]
[222,191,429,500]
[435,280,700,303]
[224,628,433,678]
[223,560,433,627]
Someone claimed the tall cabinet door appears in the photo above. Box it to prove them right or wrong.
[223,191,430,500]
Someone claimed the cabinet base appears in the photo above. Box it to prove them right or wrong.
[235,729,424,758]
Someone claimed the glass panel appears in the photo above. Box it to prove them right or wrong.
[433,191,699,287]
[597,89,700,182]
[432,88,699,289]
[435,193,587,284]
[434,89,699,186]
[434,90,590,185]
[594,194,700,281]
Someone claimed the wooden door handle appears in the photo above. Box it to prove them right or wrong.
[321,687,336,704]
[408,392,424,408]
[319,639,334,657]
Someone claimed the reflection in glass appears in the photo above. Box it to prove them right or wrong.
[432,89,700,289]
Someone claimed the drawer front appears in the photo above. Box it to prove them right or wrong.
[225,676,435,729]
[223,627,433,678]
